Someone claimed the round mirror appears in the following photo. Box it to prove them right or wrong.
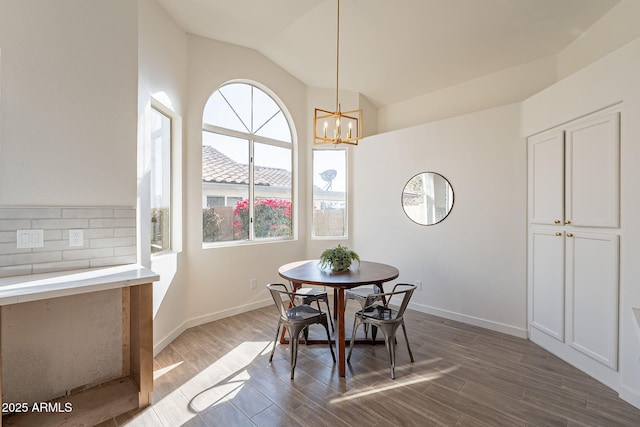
[402,172,454,225]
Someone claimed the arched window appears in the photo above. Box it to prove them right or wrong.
[202,82,294,244]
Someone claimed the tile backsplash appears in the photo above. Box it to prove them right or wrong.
[0,207,137,278]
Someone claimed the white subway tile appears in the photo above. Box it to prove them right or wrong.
[62,208,114,219]
[0,265,33,278]
[0,232,16,243]
[33,260,91,274]
[113,209,136,218]
[0,251,62,267]
[89,256,136,268]
[0,208,62,219]
[32,219,89,229]
[62,248,114,261]
[0,219,31,231]
[89,218,135,228]
[114,246,137,256]
[80,228,115,239]
[113,227,136,237]
[90,237,136,249]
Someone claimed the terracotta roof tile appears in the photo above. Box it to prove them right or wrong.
[202,145,291,187]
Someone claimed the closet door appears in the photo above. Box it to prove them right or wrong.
[565,112,619,227]
[528,131,564,225]
[530,227,565,342]
[565,231,619,369]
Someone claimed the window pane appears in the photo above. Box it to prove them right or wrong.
[253,143,292,238]
[202,86,250,133]
[150,107,171,253]
[252,87,280,133]
[313,149,346,237]
[255,110,292,142]
[202,132,249,242]
[202,82,295,245]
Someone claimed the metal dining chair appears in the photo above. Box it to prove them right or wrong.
[291,284,335,332]
[345,285,383,337]
[347,283,416,379]
[267,283,336,379]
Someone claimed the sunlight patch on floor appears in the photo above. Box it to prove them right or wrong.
[153,361,183,381]
[329,364,459,403]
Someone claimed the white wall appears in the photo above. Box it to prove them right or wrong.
[353,103,527,337]
[182,36,311,330]
[0,0,138,206]
[137,0,190,352]
[522,37,640,408]
[0,0,138,404]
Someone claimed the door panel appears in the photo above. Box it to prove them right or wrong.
[528,131,564,225]
[566,232,619,369]
[565,112,619,227]
[530,228,565,341]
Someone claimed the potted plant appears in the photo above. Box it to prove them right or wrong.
[319,244,360,272]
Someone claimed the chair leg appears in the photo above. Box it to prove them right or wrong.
[347,316,361,362]
[290,326,302,379]
[401,322,414,362]
[269,323,281,362]
[321,316,336,362]
[359,301,370,339]
[322,296,335,332]
[383,331,396,380]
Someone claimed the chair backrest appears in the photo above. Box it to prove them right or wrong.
[390,283,416,318]
[267,283,293,319]
[365,283,416,319]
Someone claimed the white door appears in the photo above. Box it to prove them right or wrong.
[565,112,619,228]
[530,227,565,341]
[528,130,564,225]
[565,231,619,369]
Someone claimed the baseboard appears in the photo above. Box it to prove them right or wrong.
[408,301,528,338]
[184,298,273,329]
[620,384,640,410]
[154,298,526,356]
[529,327,620,391]
[154,321,188,357]
[153,298,272,356]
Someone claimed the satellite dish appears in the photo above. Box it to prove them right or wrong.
[319,169,337,190]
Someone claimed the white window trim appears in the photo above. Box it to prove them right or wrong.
[311,147,349,240]
[150,97,183,257]
[201,82,297,248]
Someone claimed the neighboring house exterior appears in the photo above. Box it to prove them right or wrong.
[201,145,292,208]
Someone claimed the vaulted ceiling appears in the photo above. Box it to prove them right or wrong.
[155,0,620,107]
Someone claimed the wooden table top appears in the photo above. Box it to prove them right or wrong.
[278,260,399,288]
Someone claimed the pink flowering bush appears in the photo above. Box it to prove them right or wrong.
[233,198,292,239]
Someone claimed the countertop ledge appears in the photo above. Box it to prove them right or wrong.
[0,264,160,306]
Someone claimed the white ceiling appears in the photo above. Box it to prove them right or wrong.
[155,0,620,107]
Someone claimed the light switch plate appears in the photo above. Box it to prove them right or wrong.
[69,229,84,247]
[16,229,44,248]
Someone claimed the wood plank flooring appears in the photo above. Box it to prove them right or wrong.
[103,303,640,426]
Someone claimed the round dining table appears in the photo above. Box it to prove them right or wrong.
[278,259,399,377]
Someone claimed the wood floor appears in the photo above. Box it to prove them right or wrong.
[103,303,640,426]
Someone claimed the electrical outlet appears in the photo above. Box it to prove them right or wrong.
[414,280,422,291]
[250,279,257,289]
[69,229,84,247]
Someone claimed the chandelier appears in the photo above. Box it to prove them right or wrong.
[314,0,363,145]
